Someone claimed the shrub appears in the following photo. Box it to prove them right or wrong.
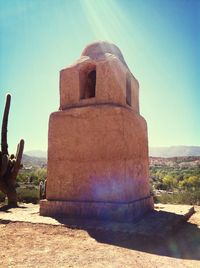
[155,190,200,205]
[17,187,39,204]
[0,191,6,203]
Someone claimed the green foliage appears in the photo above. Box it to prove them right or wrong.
[17,172,29,183]
[17,187,39,204]
[150,164,200,205]
[162,175,177,190]
[35,168,47,183]
[17,168,47,185]
[179,176,200,190]
[150,166,200,190]
[1,167,47,204]
[155,190,200,205]
[1,185,40,204]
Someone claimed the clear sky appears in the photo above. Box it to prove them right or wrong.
[0,0,199,153]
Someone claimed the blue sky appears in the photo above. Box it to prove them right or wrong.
[0,0,199,152]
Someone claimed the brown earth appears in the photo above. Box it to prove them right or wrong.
[0,205,200,268]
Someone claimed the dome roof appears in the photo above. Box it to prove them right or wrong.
[81,41,128,68]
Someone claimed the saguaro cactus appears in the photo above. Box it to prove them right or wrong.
[0,94,24,207]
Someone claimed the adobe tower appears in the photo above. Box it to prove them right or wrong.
[40,41,154,221]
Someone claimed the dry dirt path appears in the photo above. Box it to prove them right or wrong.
[0,205,200,268]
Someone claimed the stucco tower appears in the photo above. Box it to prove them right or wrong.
[40,41,154,222]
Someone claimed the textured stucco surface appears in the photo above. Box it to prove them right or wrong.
[59,52,139,112]
[47,105,149,203]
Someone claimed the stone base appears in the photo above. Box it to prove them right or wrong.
[40,196,154,222]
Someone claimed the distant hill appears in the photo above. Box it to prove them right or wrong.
[149,146,200,157]
[149,156,200,168]
[25,150,47,158]
[24,146,200,159]
[22,154,47,168]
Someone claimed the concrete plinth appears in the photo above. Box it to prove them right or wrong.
[40,196,153,222]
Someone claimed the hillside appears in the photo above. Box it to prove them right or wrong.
[24,150,47,158]
[25,146,200,159]
[149,146,200,157]
[22,154,47,168]
[149,156,200,168]
[22,151,200,169]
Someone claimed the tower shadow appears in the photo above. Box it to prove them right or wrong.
[53,209,200,260]
[88,220,200,260]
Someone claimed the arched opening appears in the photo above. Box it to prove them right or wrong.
[85,70,96,98]
[126,73,131,106]
[80,68,96,99]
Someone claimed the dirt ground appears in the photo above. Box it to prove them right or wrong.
[0,206,200,268]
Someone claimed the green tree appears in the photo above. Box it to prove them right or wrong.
[162,175,177,190]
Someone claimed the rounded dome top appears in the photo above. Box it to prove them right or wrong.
[81,41,128,68]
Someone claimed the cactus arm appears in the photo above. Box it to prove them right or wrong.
[1,94,11,155]
[16,139,24,168]
[0,151,2,172]
[11,139,24,179]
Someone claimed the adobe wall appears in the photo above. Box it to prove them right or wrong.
[59,55,139,113]
[46,105,149,202]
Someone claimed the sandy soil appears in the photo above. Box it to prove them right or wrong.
[0,206,200,268]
